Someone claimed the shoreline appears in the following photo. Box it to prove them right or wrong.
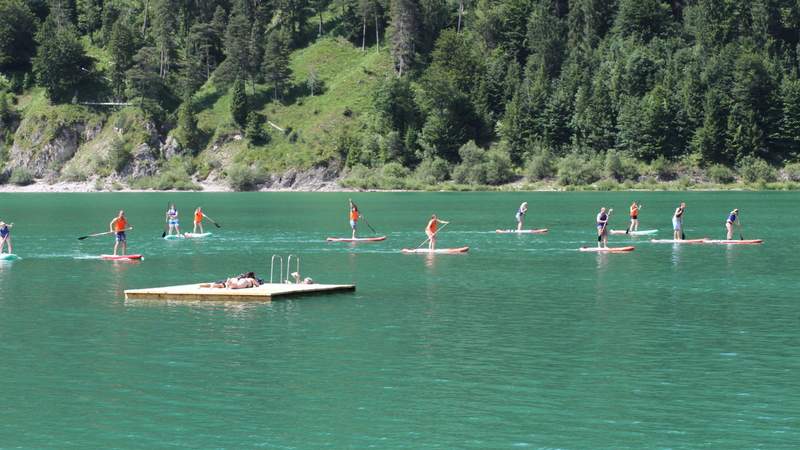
[0,179,796,193]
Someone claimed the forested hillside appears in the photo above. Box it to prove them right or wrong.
[1,0,800,190]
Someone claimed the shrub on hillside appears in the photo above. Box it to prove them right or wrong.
[781,162,800,181]
[557,153,602,185]
[414,157,450,184]
[525,147,556,181]
[737,156,777,183]
[9,167,34,185]
[647,155,676,180]
[227,163,265,191]
[706,164,736,184]
[604,150,640,181]
[451,141,514,186]
[107,138,131,173]
[483,148,514,185]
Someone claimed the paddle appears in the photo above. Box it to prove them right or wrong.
[204,215,222,228]
[361,215,377,234]
[161,202,169,238]
[415,221,449,249]
[78,227,133,240]
[598,208,613,242]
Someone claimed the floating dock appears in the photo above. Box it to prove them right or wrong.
[124,282,355,302]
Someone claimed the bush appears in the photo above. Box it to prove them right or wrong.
[782,162,800,182]
[557,153,602,186]
[483,149,514,185]
[341,164,379,189]
[605,150,640,181]
[245,112,268,145]
[9,167,34,186]
[107,138,131,173]
[738,156,777,183]
[130,157,200,190]
[706,164,736,184]
[382,162,411,179]
[450,141,513,186]
[526,149,556,181]
[226,163,265,191]
[414,157,450,184]
[648,155,676,180]
[61,164,88,182]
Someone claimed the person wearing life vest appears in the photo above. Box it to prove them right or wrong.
[348,199,361,239]
[193,207,208,234]
[109,210,130,256]
[516,202,528,231]
[426,214,449,251]
[629,201,642,232]
[725,208,740,240]
[0,220,14,254]
[673,202,686,240]
[166,203,180,236]
[596,207,612,248]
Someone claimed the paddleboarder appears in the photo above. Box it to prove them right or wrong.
[596,207,612,248]
[349,199,361,239]
[516,202,528,231]
[673,202,686,240]
[426,215,449,251]
[725,208,741,240]
[0,220,13,254]
[166,203,180,236]
[109,210,130,256]
[629,201,642,232]
[193,207,209,234]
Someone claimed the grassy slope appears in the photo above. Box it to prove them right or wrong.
[195,37,393,172]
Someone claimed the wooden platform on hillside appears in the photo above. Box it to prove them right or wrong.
[124,282,355,302]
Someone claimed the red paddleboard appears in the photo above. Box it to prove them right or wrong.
[100,254,143,261]
[401,247,469,254]
[650,238,707,244]
[579,246,635,253]
[495,229,549,234]
[326,236,387,242]
[703,239,764,245]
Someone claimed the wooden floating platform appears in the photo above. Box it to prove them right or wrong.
[124,282,355,302]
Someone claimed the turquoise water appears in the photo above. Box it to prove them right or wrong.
[0,192,797,448]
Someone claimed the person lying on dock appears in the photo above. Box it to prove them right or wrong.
[290,271,314,284]
[200,272,263,289]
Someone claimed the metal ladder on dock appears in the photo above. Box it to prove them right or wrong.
[269,254,300,284]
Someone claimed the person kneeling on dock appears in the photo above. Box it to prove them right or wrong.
[291,271,314,284]
[201,272,263,289]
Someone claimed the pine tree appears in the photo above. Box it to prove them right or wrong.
[108,19,138,100]
[230,77,248,126]
[262,29,292,100]
[76,0,102,38]
[217,0,251,86]
[174,99,201,151]
[152,0,177,78]
[32,13,93,102]
[0,0,37,70]
[389,0,418,76]
[778,74,800,160]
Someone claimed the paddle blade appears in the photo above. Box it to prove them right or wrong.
[77,236,88,240]
[161,231,166,238]
[214,222,221,228]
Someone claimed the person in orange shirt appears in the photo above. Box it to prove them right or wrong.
[109,210,131,256]
[349,199,361,239]
[425,214,449,251]
[629,201,642,232]
[193,207,209,234]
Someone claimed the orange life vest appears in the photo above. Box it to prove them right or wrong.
[350,209,359,221]
[427,220,437,234]
[195,211,203,223]
[114,217,127,232]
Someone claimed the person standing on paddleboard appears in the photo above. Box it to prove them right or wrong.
[0,220,13,254]
[166,204,180,236]
[516,202,528,231]
[349,199,361,239]
[109,210,130,256]
[193,207,209,234]
[426,215,449,251]
[629,201,641,232]
[596,207,612,248]
[673,202,686,240]
[725,208,740,240]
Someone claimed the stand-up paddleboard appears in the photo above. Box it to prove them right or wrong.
[495,229,549,234]
[703,239,764,245]
[401,247,469,254]
[579,246,635,253]
[183,232,212,238]
[610,229,658,236]
[100,254,143,261]
[0,254,20,261]
[164,234,184,240]
[326,236,387,242]
[650,238,707,244]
